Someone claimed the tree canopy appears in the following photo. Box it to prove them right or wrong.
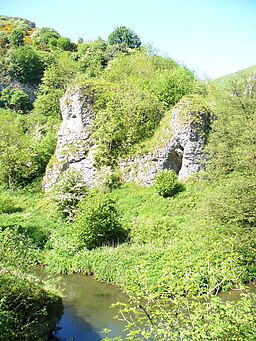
[108,25,141,50]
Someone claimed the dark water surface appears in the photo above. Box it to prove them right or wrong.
[50,274,128,341]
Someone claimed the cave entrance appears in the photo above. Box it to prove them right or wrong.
[162,147,183,174]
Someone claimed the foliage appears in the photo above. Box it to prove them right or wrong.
[110,291,256,341]
[33,52,78,118]
[90,81,163,166]
[74,191,127,250]
[202,173,256,227]
[0,110,35,188]
[204,75,256,228]
[103,50,198,109]
[8,45,44,84]
[1,16,256,341]
[0,228,63,340]
[206,75,256,178]
[9,28,24,47]
[154,169,182,197]
[75,39,107,78]
[0,191,22,213]
[0,31,9,47]
[31,27,60,49]
[57,37,74,51]
[51,168,88,222]
[108,26,141,51]
[149,66,197,107]
[0,87,32,112]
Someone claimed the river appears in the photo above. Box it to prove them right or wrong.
[49,273,256,341]
[49,274,128,340]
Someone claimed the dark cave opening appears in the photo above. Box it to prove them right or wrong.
[162,147,183,174]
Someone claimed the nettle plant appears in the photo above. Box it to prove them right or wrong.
[52,168,88,222]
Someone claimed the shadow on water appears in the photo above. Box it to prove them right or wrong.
[48,273,128,341]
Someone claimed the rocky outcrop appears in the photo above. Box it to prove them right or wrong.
[120,96,211,185]
[42,88,210,191]
[42,85,97,191]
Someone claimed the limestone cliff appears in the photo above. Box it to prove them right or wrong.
[42,87,210,191]
[42,84,96,191]
[120,95,211,185]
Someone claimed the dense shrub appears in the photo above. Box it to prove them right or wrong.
[51,169,88,222]
[154,169,182,197]
[8,46,44,84]
[57,37,73,51]
[9,28,24,47]
[74,191,127,250]
[0,87,32,112]
[91,81,163,166]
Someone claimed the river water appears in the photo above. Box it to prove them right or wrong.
[50,274,128,341]
[49,273,256,341]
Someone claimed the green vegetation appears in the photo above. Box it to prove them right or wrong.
[0,227,63,340]
[0,15,256,340]
[154,169,183,197]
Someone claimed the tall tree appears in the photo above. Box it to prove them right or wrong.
[108,26,141,50]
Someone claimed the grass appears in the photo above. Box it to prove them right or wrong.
[44,177,256,299]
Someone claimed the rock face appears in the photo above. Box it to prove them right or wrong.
[42,88,210,191]
[120,97,211,185]
[42,86,97,191]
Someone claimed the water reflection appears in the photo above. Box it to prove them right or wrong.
[50,274,128,341]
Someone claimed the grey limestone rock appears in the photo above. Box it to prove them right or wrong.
[43,89,210,191]
[42,86,97,191]
[120,96,211,185]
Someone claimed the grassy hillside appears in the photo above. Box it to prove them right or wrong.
[214,64,256,85]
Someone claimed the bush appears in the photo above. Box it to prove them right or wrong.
[154,169,182,197]
[52,169,88,222]
[0,87,32,112]
[74,191,127,250]
[8,46,44,85]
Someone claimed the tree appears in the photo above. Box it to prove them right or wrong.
[57,37,74,51]
[204,75,256,227]
[0,110,35,189]
[8,46,44,84]
[33,52,78,118]
[32,27,60,48]
[76,40,107,77]
[108,26,141,50]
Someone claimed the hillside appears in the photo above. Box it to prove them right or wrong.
[214,64,256,85]
[0,16,256,340]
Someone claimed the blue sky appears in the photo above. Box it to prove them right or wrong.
[1,0,256,79]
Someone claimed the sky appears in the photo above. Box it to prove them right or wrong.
[1,0,256,79]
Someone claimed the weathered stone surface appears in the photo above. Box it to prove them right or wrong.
[120,96,211,185]
[42,86,97,191]
[42,89,210,191]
